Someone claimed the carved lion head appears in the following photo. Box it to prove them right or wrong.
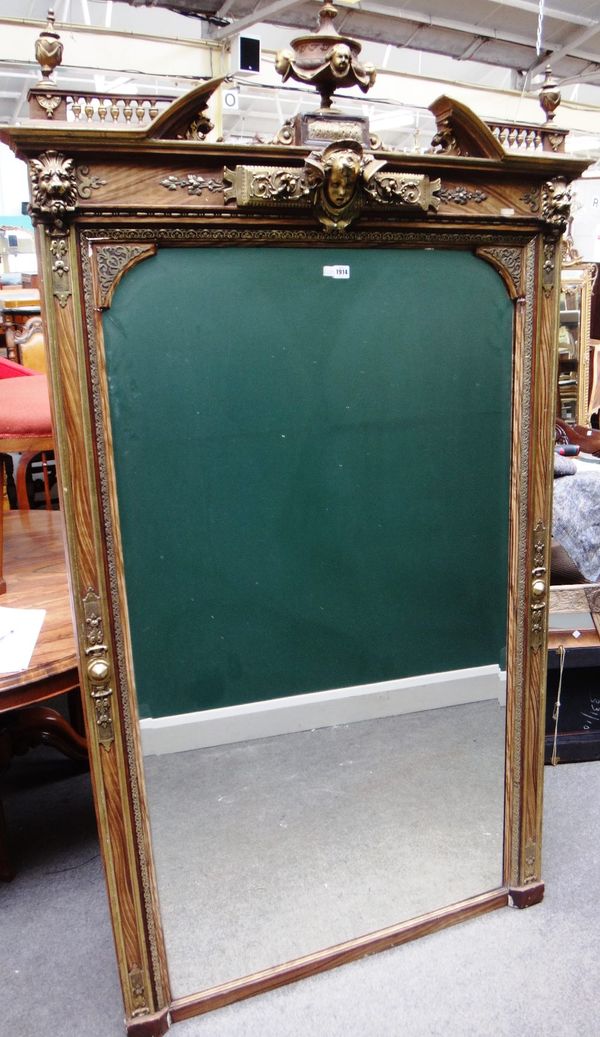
[543,178,572,229]
[30,151,77,221]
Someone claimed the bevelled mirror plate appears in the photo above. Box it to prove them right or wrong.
[100,244,511,993]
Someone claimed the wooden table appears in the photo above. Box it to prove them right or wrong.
[0,509,85,880]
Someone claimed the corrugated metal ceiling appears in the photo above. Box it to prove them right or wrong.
[126,0,600,82]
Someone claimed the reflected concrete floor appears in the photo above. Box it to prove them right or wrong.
[144,698,505,997]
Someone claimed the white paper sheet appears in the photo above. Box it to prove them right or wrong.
[0,605,46,674]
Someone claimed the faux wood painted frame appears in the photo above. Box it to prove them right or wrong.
[1,89,588,1035]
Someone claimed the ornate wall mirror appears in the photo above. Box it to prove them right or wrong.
[1,5,588,1033]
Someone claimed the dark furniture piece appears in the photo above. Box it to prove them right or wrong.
[546,646,600,764]
[0,510,84,880]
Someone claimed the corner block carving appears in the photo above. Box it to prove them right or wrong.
[476,246,523,299]
[95,244,157,309]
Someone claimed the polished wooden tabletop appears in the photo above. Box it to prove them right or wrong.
[0,290,40,309]
[0,510,78,710]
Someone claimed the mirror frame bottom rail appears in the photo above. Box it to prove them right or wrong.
[128,887,534,1036]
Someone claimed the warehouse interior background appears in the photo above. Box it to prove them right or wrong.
[3,0,600,263]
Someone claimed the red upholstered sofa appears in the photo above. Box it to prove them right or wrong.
[0,357,36,379]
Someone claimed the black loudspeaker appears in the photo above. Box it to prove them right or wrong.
[239,35,260,73]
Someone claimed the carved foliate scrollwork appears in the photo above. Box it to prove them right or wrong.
[524,839,537,882]
[83,589,114,751]
[546,132,566,153]
[272,120,294,146]
[224,140,440,231]
[160,174,224,196]
[530,520,547,652]
[542,178,572,232]
[29,151,78,231]
[95,244,156,308]
[305,116,366,144]
[84,590,104,648]
[224,166,314,207]
[76,165,107,198]
[542,236,558,296]
[521,188,541,213]
[362,172,442,208]
[543,241,555,276]
[438,186,487,205]
[530,605,545,651]
[476,247,523,299]
[49,231,72,308]
[128,965,149,1017]
[35,94,61,118]
[533,519,546,569]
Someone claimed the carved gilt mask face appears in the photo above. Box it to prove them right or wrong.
[325,151,362,208]
[329,43,352,77]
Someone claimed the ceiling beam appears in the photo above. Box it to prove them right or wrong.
[211,0,305,42]
[459,36,487,62]
[352,2,594,51]
[527,23,600,80]
[477,0,596,28]
[209,0,554,66]
[216,0,238,15]
[325,2,600,79]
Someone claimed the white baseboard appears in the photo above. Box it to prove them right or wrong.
[140,664,505,756]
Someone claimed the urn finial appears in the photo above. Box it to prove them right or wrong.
[539,65,561,124]
[275,0,376,112]
[35,9,64,83]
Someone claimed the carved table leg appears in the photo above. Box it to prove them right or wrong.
[0,706,88,880]
[6,705,88,762]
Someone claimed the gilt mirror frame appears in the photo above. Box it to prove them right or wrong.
[0,82,589,1035]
